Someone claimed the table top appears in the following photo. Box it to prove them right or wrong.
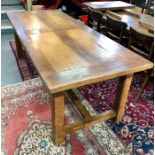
[106,9,154,36]
[7,10,83,35]
[7,10,153,93]
[83,1,135,11]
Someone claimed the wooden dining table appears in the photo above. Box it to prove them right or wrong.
[106,9,154,36]
[83,1,135,11]
[7,10,153,145]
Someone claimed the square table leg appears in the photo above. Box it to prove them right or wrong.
[14,31,24,59]
[51,92,65,145]
[114,74,133,123]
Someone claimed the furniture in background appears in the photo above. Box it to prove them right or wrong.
[72,0,111,10]
[105,15,127,43]
[7,10,153,146]
[80,7,106,32]
[128,26,154,100]
[130,0,153,15]
[87,7,103,32]
[83,1,135,11]
[130,0,146,9]
[128,27,154,60]
[141,0,154,15]
[105,9,154,36]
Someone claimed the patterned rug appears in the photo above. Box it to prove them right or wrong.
[4,40,153,155]
[2,78,131,155]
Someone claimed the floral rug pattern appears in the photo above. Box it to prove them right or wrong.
[2,78,129,155]
[76,78,154,155]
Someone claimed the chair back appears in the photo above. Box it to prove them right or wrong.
[128,27,154,61]
[105,15,127,42]
[87,7,103,32]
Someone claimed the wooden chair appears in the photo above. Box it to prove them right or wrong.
[105,15,127,43]
[87,7,103,32]
[128,27,154,100]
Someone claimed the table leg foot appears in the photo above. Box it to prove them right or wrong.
[52,92,65,145]
[114,74,133,123]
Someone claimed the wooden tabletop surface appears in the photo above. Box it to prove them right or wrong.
[7,10,153,93]
[106,9,154,36]
[83,1,135,11]
[7,10,83,35]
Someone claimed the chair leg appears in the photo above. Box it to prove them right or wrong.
[135,70,152,101]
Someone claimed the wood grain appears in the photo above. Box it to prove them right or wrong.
[7,10,82,35]
[106,10,122,20]
[52,92,64,145]
[7,10,153,93]
[65,110,116,134]
[114,74,133,123]
[124,9,140,18]
[139,14,154,34]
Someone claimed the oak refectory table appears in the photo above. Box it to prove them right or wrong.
[7,10,153,145]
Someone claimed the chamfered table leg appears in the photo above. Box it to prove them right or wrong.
[14,31,23,59]
[114,74,133,123]
[52,92,65,145]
